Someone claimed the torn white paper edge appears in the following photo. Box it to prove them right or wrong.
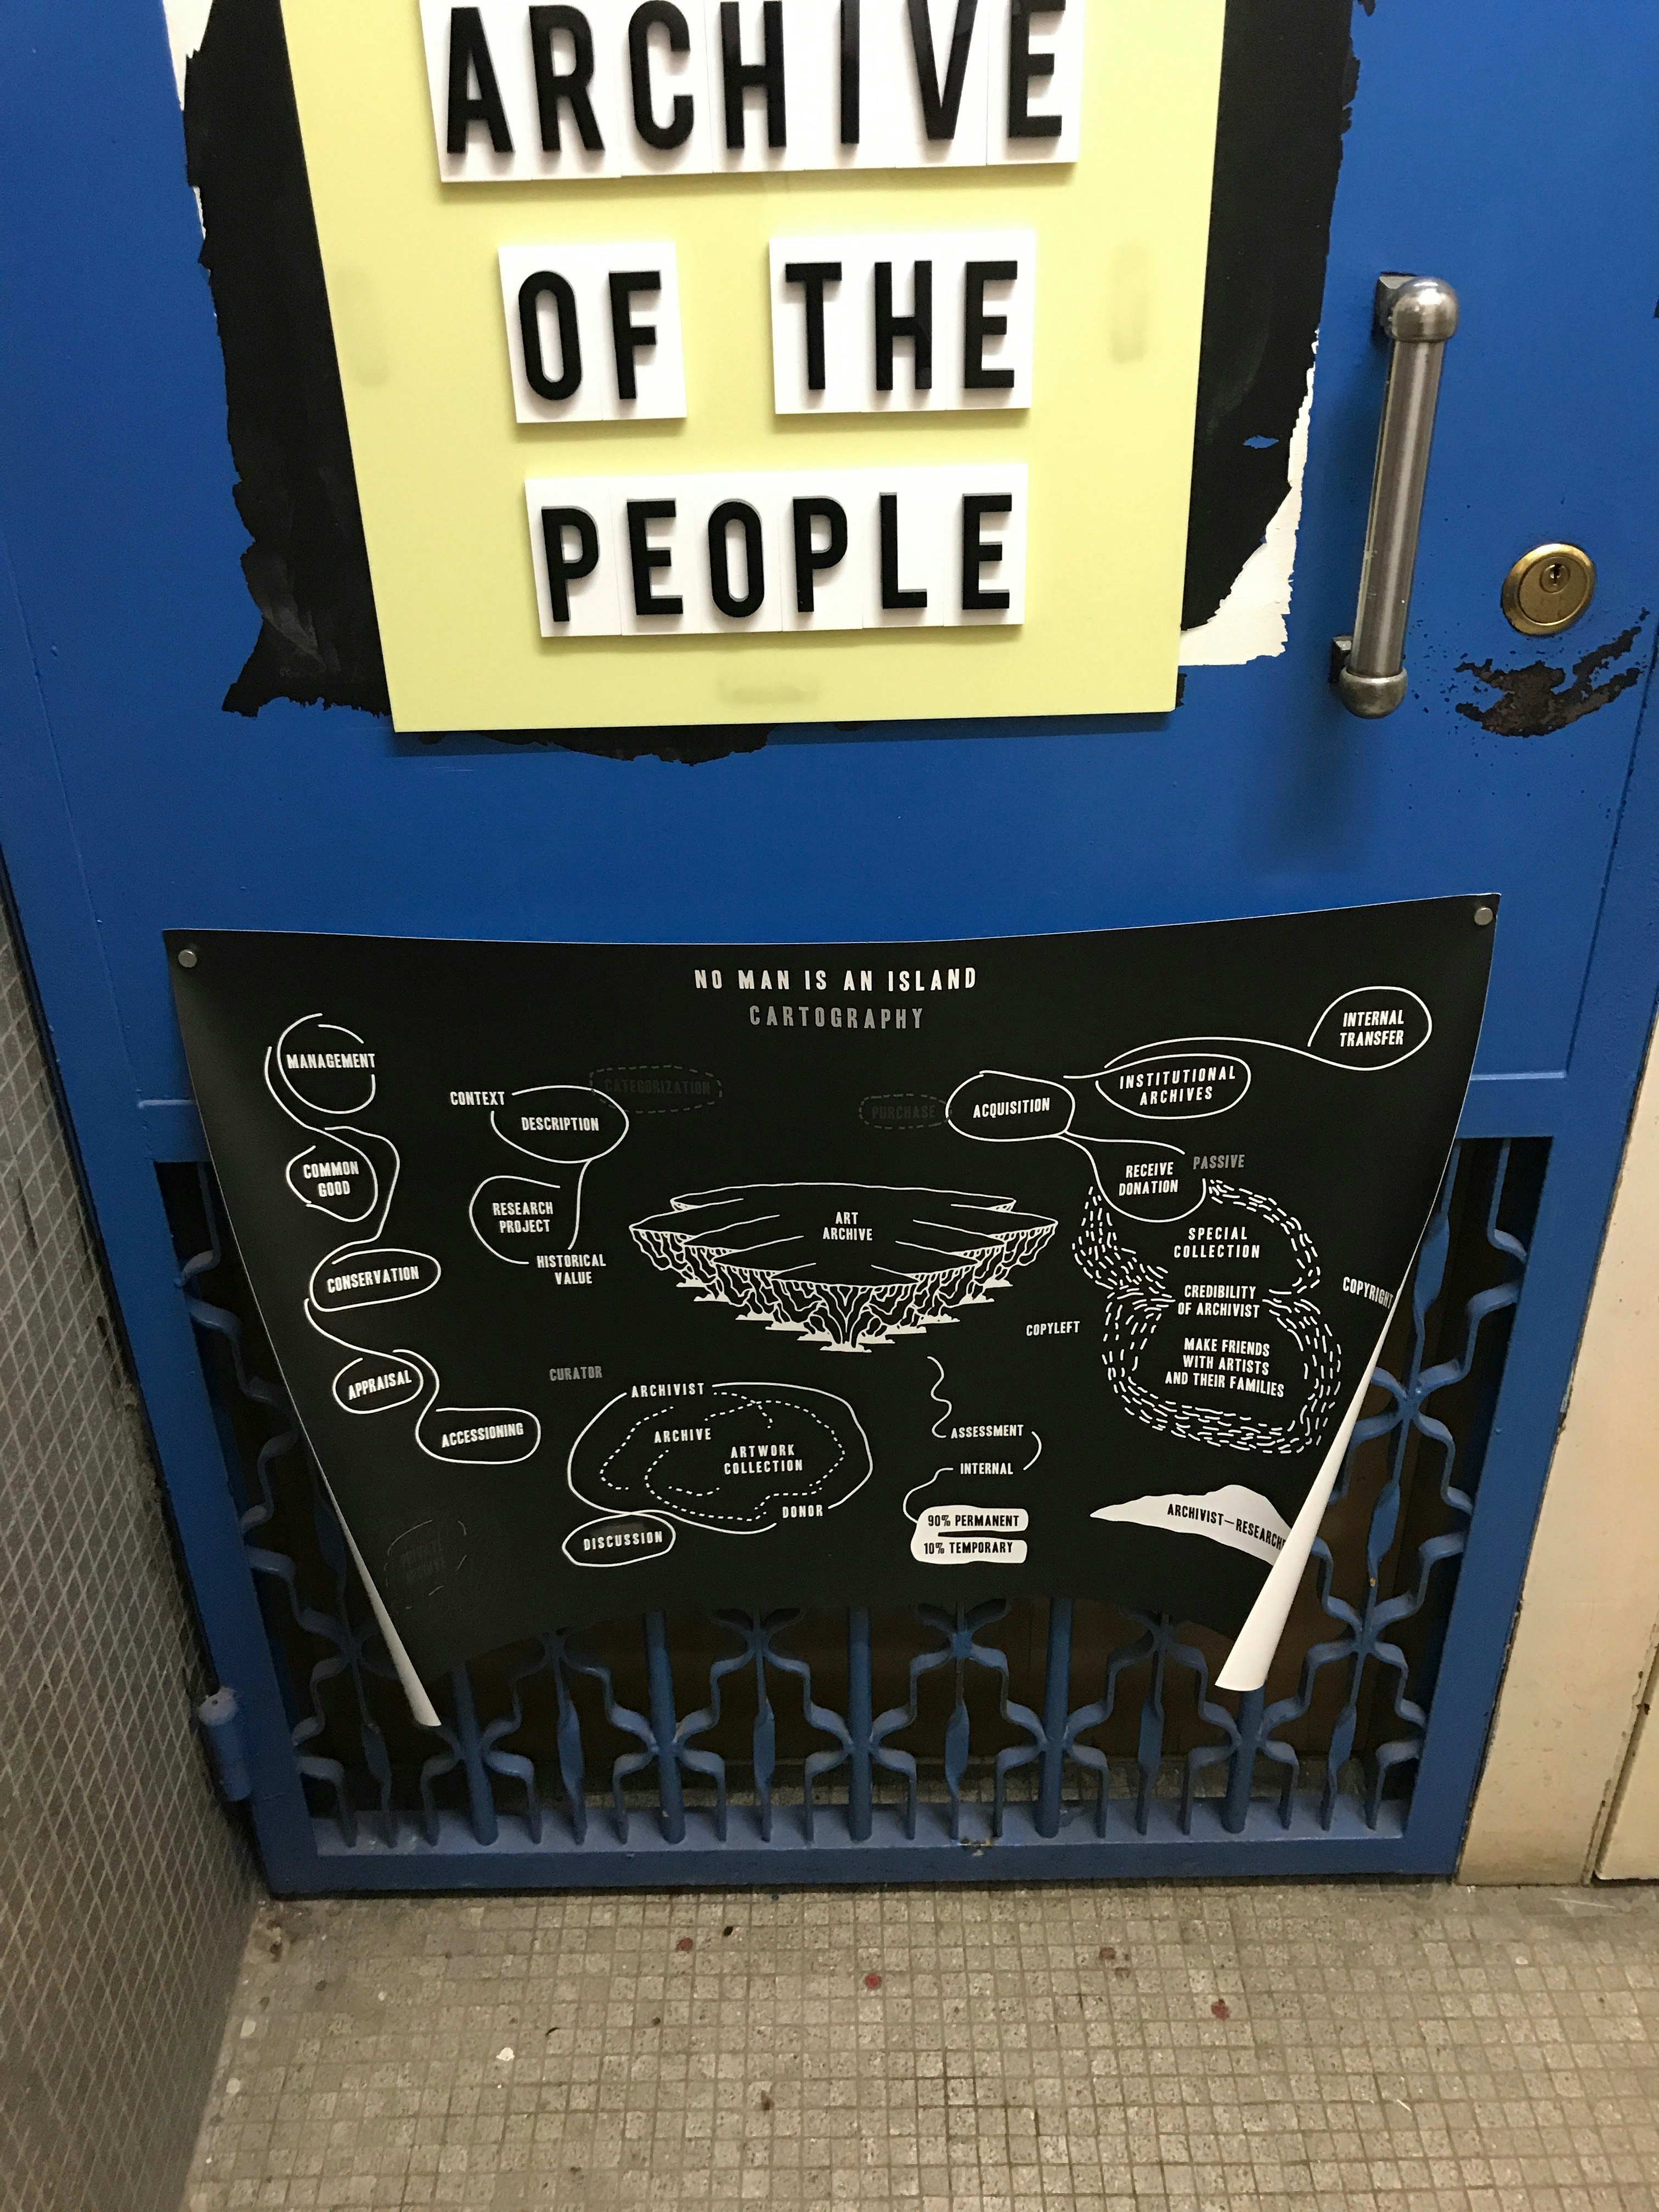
[1092,1483,1291,1566]
[1178,356,1316,669]
[1215,1303,1396,1694]
[163,0,213,103]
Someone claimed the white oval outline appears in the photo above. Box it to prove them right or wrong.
[307,1246,443,1313]
[566,1380,872,1534]
[944,1069,1076,1144]
[286,1136,380,1224]
[331,1355,426,1416]
[415,1402,543,1468]
[1075,989,1435,1096]
[468,1173,566,1267]
[563,1514,678,1570]
[269,1012,376,1119]
[1305,985,1434,1069]
[1096,1049,1254,1123]
[490,1084,630,1165]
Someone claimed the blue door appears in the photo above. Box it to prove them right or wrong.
[1,0,1655,1887]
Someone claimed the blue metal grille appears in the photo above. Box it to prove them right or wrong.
[168,1136,1540,1882]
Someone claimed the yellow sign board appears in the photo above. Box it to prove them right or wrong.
[279,0,1226,730]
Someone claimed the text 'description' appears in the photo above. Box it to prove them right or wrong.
[912,1503,1029,1565]
[422,0,1082,183]
[528,466,1026,636]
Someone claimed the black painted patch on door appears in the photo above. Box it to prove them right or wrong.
[1181,0,1361,633]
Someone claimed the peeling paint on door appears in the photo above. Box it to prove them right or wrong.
[1455,622,1648,738]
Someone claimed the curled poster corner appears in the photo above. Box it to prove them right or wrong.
[320,1471,442,1729]
[1215,1307,1398,1694]
[1092,1485,1291,1566]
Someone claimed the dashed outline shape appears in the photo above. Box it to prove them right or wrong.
[567,1381,872,1537]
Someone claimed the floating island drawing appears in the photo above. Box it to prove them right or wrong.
[630,1182,1058,1351]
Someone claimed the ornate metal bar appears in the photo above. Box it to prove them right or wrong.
[176,1138,1537,1870]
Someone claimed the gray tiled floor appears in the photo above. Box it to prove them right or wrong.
[184,1882,1659,2211]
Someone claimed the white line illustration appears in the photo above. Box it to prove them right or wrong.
[415,1390,543,1468]
[468,1174,568,1266]
[563,1514,678,1570]
[568,1381,872,1537]
[307,1246,443,1314]
[1088,1047,1253,1122]
[267,1012,377,1118]
[946,1071,1205,1222]
[1069,985,1435,1122]
[490,1085,628,1253]
[284,1137,381,1224]
[630,1182,1057,1352]
[902,1355,953,1521]
[266,1013,539,1489]
[943,984,1418,1453]
[331,1354,425,1415]
[1073,1180,1342,1454]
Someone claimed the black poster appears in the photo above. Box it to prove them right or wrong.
[168,901,1494,1706]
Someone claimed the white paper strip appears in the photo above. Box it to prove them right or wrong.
[1215,1306,1397,1693]
[320,1472,443,1729]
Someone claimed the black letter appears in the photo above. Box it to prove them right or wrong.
[962,494,1012,610]
[880,493,927,610]
[529,6,605,151]
[627,500,682,615]
[629,2,693,149]
[792,498,848,612]
[783,262,841,392]
[905,0,978,140]
[720,0,786,149]
[963,260,1017,390]
[447,7,513,153]
[540,507,600,621]
[839,0,860,144]
[608,271,659,400]
[874,261,932,392]
[708,501,765,617]
[1007,0,1063,139]
[519,272,583,400]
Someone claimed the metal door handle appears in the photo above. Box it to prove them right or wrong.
[1333,273,1460,718]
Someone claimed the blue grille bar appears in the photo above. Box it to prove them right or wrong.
[178,1138,1537,1878]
